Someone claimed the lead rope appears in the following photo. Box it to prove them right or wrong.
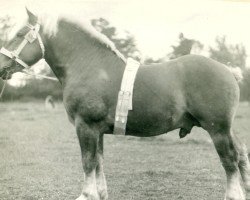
[22,69,58,81]
[0,70,57,100]
[0,72,8,99]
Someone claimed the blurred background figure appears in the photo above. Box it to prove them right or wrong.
[45,95,55,110]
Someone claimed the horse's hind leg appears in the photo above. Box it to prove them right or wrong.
[209,128,245,200]
[233,134,250,192]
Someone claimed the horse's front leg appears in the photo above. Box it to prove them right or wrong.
[75,115,106,200]
[96,134,108,200]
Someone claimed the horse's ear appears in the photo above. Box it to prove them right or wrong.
[25,7,38,24]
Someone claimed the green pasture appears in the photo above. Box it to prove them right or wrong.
[0,102,249,200]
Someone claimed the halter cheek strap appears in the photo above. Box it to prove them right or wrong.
[0,23,45,69]
[0,47,29,68]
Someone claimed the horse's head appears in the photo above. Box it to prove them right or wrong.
[0,9,45,79]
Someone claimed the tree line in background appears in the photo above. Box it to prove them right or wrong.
[0,16,250,101]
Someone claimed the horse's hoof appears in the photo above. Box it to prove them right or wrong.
[76,195,86,200]
[98,190,108,200]
[224,196,245,200]
[76,194,99,200]
[224,191,246,200]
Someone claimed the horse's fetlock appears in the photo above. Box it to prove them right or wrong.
[83,159,98,174]
[225,173,246,200]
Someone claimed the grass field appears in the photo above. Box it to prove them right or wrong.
[0,102,250,200]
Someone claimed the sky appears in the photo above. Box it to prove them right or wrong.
[1,0,250,84]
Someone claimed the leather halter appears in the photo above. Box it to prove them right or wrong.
[0,23,45,69]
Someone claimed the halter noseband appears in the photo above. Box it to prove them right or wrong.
[0,23,45,69]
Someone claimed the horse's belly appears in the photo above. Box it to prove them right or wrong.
[123,65,185,137]
[125,89,184,136]
[126,110,174,136]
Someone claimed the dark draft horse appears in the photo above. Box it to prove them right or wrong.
[0,9,249,200]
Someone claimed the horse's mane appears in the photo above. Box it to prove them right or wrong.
[20,10,126,63]
[58,16,126,63]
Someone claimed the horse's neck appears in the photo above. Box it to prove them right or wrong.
[43,21,125,85]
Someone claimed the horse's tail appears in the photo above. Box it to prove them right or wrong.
[229,67,243,82]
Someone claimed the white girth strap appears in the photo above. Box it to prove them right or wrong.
[114,58,140,135]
